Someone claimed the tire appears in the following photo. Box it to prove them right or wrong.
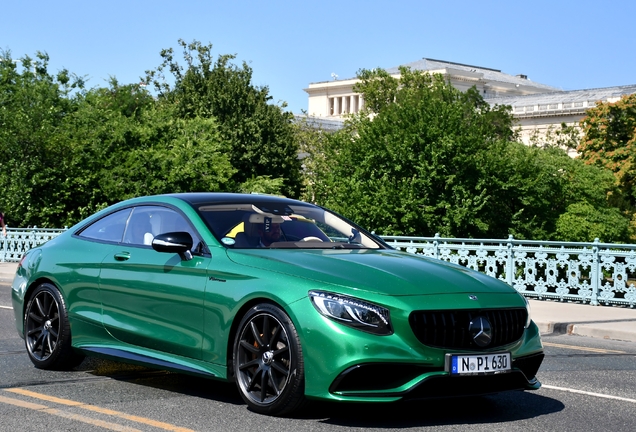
[233,303,306,416]
[24,283,84,370]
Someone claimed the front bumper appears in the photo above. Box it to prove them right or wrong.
[291,292,544,402]
[329,352,543,400]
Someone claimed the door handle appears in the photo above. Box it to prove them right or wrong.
[114,252,131,261]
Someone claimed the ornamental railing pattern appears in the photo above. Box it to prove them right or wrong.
[0,227,67,263]
[382,234,636,307]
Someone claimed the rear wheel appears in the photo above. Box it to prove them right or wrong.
[233,303,306,416]
[24,283,84,370]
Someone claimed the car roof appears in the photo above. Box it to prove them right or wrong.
[163,192,314,208]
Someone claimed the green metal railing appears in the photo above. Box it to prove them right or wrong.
[0,227,68,263]
[3,228,635,307]
[383,234,636,307]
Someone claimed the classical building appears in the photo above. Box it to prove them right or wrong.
[303,58,636,154]
[487,84,636,154]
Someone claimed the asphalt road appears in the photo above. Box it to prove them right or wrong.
[1,279,635,431]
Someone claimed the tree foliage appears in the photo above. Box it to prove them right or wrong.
[0,43,301,227]
[0,51,85,226]
[144,40,302,198]
[0,46,630,242]
[294,116,334,202]
[305,67,629,242]
[56,82,235,219]
[307,67,515,237]
[526,122,581,152]
[578,94,636,206]
[556,202,630,243]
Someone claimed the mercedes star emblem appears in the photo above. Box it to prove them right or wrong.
[469,316,492,347]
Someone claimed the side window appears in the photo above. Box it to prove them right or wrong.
[79,209,131,243]
[123,207,155,246]
[123,205,203,250]
[157,208,203,251]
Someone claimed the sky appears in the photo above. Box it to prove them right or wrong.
[2,1,635,114]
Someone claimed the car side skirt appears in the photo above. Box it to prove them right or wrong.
[75,345,229,381]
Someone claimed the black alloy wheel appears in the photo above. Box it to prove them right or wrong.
[24,283,84,370]
[233,303,306,416]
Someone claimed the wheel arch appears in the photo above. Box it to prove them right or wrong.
[21,277,63,330]
[225,296,295,380]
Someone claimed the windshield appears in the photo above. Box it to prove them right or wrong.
[197,202,382,249]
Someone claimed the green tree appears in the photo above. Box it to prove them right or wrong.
[526,122,582,151]
[556,202,630,243]
[493,144,629,242]
[0,50,86,227]
[55,81,235,222]
[145,40,303,198]
[578,94,636,206]
[306,67,629,241]
[0,49,236,227]
[294,115,334,203]
[310,68,516,237]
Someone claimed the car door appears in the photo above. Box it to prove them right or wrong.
[98,205,210,360]
[68,208,131,330]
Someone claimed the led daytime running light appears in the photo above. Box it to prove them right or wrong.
[523,295,532,328]
[309,290,392,335]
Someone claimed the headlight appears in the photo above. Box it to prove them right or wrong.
[309,290,393,335]
[523,295,532,328]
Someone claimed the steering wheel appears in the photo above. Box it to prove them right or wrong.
[300,236,323,242]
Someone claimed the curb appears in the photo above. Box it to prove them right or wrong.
[569,325,636,342]
[538,320,636,343]
[538,322,574,336]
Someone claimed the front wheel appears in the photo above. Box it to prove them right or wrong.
[24,283,84,370]
[233,303,306,416]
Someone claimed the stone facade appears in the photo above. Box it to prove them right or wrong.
[487,85,636,154]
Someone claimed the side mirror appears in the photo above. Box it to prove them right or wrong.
[152,232,194,261]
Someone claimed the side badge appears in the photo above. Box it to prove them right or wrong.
[221,237,236,246]
[469,295,478,301]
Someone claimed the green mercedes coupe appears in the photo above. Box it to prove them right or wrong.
[11,193,544,416]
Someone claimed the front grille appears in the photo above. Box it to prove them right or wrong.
[409,308,527,350]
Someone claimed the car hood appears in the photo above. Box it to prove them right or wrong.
[226,248,513,296]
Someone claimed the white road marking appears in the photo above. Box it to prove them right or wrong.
[0,305,12,310]
[542,384,636,404]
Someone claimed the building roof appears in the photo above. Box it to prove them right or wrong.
[485,84,636,106]
[385,58,560,92]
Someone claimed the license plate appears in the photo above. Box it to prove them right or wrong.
[446,352,511,375]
